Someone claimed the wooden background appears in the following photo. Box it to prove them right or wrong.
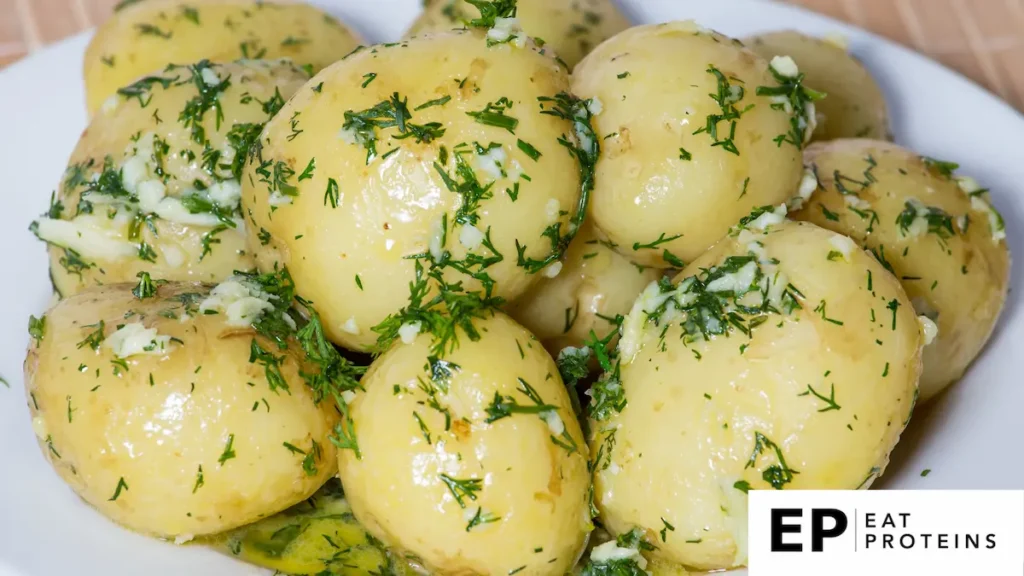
[1,0,1022,112]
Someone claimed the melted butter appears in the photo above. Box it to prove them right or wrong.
[201,480,418,575]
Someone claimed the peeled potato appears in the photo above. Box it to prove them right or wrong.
[32,59,309,297]
[591,218,922,571]
[791,139,1010,401]
[405,0,631,69]
[745,30,891,141]
[572,21,803,268]
[507,221,660,355]
[243,30,588,351]
[24,281,339,539]
[338,312,590,575]
[85,0,362,114]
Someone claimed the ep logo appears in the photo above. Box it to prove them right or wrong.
[770,508,848,552]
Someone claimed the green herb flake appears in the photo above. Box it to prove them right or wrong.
[218,434,237,465]
[108,477,129,501]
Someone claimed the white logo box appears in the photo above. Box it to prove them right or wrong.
[749,491,1024,575]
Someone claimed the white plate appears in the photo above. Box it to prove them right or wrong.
[1,1,1021,574]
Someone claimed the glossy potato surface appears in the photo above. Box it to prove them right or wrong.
[572,21,803,267]
[405,0,631,69]
[36,60,309,297]
[85,0,362,114]
[792,139,1010,400]
[745,30,891,141]
[591,220,922,571]
[338,312,590,575]
[243,30,584,351]
[24,282,339,538]
[507,221,660,355]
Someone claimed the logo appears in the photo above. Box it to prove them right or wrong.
[770,508,848,552]
[749,491,1024,575]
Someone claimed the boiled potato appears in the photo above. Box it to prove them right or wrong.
[745,30,891,141]
[243,30,589,351]
[405,0,631,69]
[507,221,660,355]
[85,0,362,114]
[24,279,339,539]
[338,312,590,575]
[572,21,804,268]
[31,59,308,297]
[590,217,923,571]
[791,139,1010,401]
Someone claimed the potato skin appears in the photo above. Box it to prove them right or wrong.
[41,60,309,297]
[85,0,362,114]
[338,312,590,575]
[791,139,1010,401]
[571,21,803,268]
[405,0,630,69]
[24,282,339,539]
[243,30,583,351]
[506,222,660,355]
[745,30,891,141]
[592,220,922,571]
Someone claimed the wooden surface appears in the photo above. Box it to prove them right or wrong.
[1,0,1022,111]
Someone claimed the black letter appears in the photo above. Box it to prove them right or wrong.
[811,509,848,552]
[966,534,979,549]
[865,513,875,528]
[987,534,997,549]
[865,534,876,548]
[772,509,803,552]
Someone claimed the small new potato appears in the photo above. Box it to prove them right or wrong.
[85,0,362,114]
[745,30,891,141]
[791,139,1010,401]
[24,282,339,539]
[507,221,660,355]
[32,59,309,297]
[591,219,922,571]
[405,0,631,69]
[243,30,586,351]
[338,312,590,575]
[572,21,804,268]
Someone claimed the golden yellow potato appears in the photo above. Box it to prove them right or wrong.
[405,0,631,69]
[243,30,591,351]
[31,59,309,297]
[338,312,590,575]
[590,218,923,571]
[507,221,660,355]
[24,279,340,539]
[791,139,1010,401]
[85,0,362,114]
[572,21,805,268]
[745,30,891,141]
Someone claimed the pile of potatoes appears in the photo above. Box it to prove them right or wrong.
[23,1,1009,575]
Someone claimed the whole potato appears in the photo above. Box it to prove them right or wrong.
[85,0,362,114]
[590,218,922,571]
[243,30,590,351]
[572,21,805,268]
[31,59,308,297]
[791,139,1010,401]
[507,221,660,355]
[745,30,891,141]
[338,312,590,575]
[24,279,340,539]
[405,0,631,69]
